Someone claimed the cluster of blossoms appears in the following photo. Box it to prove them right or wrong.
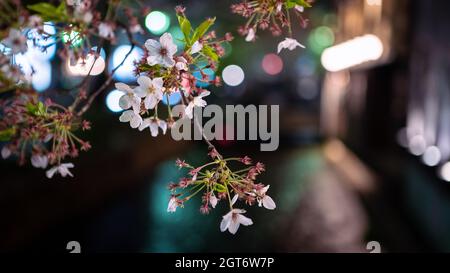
[116,7,233,136]
[168,152,275,234]
[26,0,145,66]
[0,0,46,92]
[0,0,147,177]
[0,92,91,178]
[0,0,312,232]
[231,0,312,53]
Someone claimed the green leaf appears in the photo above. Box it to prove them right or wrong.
[214,183,227,193]
[26,102,37,114]
[56,1,67,14]
[287,0,312,9]
[202,45,219,62]
[0,127,16,141]
[27,2,68,22]
[192,17,216,42]
[177,15,192,45]
[26,101,46,116]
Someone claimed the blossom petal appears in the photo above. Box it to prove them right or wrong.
[115,82,134,93]
[46,167,58,179]
[160,33,177,56]
[137,75,152,89]
[139,118,151,131]
[210,193,218,208]
[130,114,143,129]
[144,95,158,110]
[262,195,276,210]
[147,55,162,66]
[134,86,147,98]
[159,120,168,135]
[144,39,161,55]
[245,28,255,42]
[237,214,253,226]
[119,110,134,122]
[228,219,240,234]
[184,103,194,119]
[220,212,232,232]
[199,90,211,98]
[231,194,239,205]
[162,56,175,68]
[191,41,203,54]
[149,121,159,137]
[152,77,164,90]
[1,146,11,159]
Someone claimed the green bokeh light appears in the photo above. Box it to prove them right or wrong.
[145,11,170,35]
[308,26,335,55]
[61,30,83,47]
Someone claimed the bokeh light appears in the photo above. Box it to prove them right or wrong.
[262,53,283,75]
[193,66,215,88]
[169,26,185,50]
[308,26,335,55]
[106,89,125,112]
[297,54,317,77]
[14,54,52,92]
[67,54,105,76]
[440,162,450,182]
[91,46,107,59]
[162,92,182,106]
[423,146,441,167]
[409,135,427,156]
[27,22,57,61]
[145,11,170,35]
[321,34,383,72]
[110,45,143,82]
[61,30,83,47]
[222,65,245,87]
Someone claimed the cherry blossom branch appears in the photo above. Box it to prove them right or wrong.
[76,43,135,117]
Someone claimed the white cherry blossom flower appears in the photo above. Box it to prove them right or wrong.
[167,196,179,212]
[116,82,141,113]
[277,37,305,54]
[119,110,143,129]
[210,192,218,208]
[28,15,43,29]
[98,22,115,40]
[295,5,305,12]
[190,41,203,54]
[2,29,28,54]
[277,3,283,12]
[1,146,11,159]
[185,91,211,119]
[46,163,74,179]
[81,12,93,24]
[257,185,276,210]
[145,33,178,68]
[139,118,167,137]
[1,64,23,83]
[220,209,253,234]
[245,28,256,42]
[134,76,164,110]
[175,57,188,71]
[31,154,48,169]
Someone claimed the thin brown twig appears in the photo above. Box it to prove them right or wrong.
[76,43,136,116]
